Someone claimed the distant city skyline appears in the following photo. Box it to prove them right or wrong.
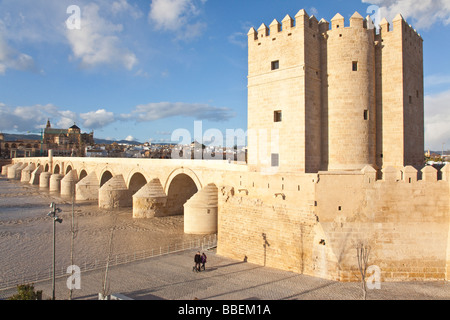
[0,0,449,150]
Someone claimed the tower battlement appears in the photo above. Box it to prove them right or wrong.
[248,10,322,42]
[378,14,422,39]
[249,10,423,43]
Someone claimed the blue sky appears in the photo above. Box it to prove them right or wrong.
[0,0,449,151]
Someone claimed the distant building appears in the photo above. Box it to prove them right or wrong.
[43,120,94,156]
[85,145,108,157]
[0,132,42,158]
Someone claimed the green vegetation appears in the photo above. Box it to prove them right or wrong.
[8,284,42,300]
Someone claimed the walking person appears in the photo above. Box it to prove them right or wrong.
[194,251,202,272]
[201,252,207,271]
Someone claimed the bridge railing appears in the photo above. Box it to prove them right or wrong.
[0,234,217,293]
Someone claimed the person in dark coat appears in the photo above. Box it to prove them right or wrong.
[201,252,207,271]
[194,251,202,272]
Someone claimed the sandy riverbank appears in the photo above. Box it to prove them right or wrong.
[0,176,207,286]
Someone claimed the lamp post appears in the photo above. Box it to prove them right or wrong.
[48,202,62,300]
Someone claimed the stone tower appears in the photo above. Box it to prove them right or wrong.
[375,14,424,169]
[247,10,322,173]
[325,12,377,171]
[247,10,424,173]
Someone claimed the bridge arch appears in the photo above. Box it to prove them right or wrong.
[79,169,88,181]
[53,163,61,174]
[164,167,202,195]
[165,168,202,216]
[44,163,49,172]
[128,172,148,196]
[65,165,73,175]
[99,169,114,187]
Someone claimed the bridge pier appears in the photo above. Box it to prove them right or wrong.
[99,174,132,209]
[7,163,23,180]
[39,172,52,189]
[184,184,218,234]
[61,170,78,197]
[29,166,43,185]
[18,163,29,180]
[20,163,35,183]
[76,172,99,201]
[1,164,13,176]
[49,173,64,193]
[132,179,168,218]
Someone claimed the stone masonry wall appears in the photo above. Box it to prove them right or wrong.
[217,171,344,280]
[218,165,450,282]
[315,166,450,281]
[217,188,320,276]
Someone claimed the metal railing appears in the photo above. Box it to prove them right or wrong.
[0,234,217,292]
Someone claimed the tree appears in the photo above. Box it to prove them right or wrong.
[68,184,78,300]
[100,213,118,299]
[8,284,42,300]
[356,242,371,300]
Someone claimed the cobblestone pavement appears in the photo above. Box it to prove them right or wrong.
[3,248,448,301]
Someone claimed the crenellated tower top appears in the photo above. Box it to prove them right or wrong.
[248,10,423,42]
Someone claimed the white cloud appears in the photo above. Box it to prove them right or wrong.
[57,110,79,129]
[309,7,319,17]
[228,31,247,49]
[80,109,116,129]
[0,103,76,132]
[66,3,138,70]
[149,0,192,30]
[149,0,206,39]
[134,69,150,78]
[0,25,36,75]
[0,0,68,44]
[0,0,140,71]
[424,89,450,150]
[425,74,450,88]
[130,102,235,122]
[125,135,135,141]
[362,0,450,29]
[228,21,253,49]
[0,99,234,137]
[180,21,206,41]
[111,0,143,19]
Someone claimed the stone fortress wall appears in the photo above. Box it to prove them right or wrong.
[3,9,449,283]
[218,165,450,282]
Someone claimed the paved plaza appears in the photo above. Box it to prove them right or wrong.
[2,248,449,301]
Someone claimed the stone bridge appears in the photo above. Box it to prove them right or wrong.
[3,155,247,235]
[5,154,450,282]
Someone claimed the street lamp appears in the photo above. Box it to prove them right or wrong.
[48,202,62,300]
